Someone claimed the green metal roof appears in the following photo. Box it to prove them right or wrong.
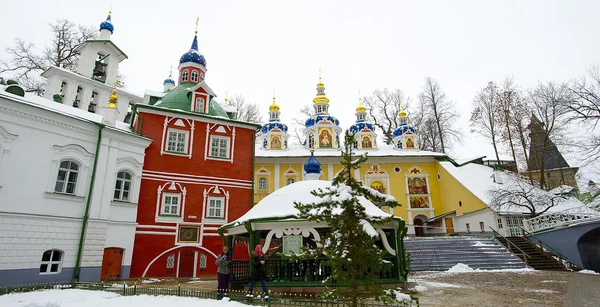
[154,82,229,118]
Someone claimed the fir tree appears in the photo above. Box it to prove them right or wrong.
[294,130,402,306]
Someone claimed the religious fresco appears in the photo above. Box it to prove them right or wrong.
[318,128,333,148]
[361,135,373,148]
[366,164,387,175]
[177,226,200,243]
[409,196,430,208]
[270,135,282,149]
[407,177,428,194]
[406,137,415,149]
[283,235,303,255]
[370,181,385,193]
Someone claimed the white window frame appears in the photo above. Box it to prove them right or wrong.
[182,69,189,81]
[191,70,199,82]
[166,128,189,154]
[39,249,63,275]
[206,196,225,219]
[195,97,205,113]
[287,177,295,185]
[114,170,133,201]
[54,160,80,195]
[47,144,93,198]
[209,135,230,159]
[161,192,181,216]
[155,181,186,223]
[258,177,267,191]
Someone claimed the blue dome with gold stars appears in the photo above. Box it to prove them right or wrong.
[303,151,321,174]
[99,14,114,34]
[179,35,206,67]
[305,115,339,128]
[261,122,288,134]
[393,124,415,137]
[349,122,375,134]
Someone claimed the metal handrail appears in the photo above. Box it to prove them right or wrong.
[519,226,568,263]
[489,226,531,261]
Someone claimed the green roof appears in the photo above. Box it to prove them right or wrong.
[135,104,262,129]
[154,82,229,118]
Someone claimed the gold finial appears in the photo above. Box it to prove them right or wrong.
[195,17,199,35]
[398,104,407,118]
[109,7,112,16]
[224,90,229,105]
[169,65,173,76]
[356,90,366,113]
[269,90,280,112]
[108,86,118,109]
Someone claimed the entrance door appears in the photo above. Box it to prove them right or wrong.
[414,218,424,237]
[445,218,455,233]
[178,250,195,278]
[101,248,124,281]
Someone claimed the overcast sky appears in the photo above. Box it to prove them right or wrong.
[2,0,600,181]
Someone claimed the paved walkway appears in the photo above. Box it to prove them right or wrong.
[563,273,600,307]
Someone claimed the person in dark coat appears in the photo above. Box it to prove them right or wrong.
[246,245,269,298]
[215,246,231,299]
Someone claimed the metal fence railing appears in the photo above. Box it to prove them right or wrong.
[0,281,419,307]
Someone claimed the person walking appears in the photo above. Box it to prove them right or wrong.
[215,245,231,299]
[247,244,269,299]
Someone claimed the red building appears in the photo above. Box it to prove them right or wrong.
[129,29,260,279]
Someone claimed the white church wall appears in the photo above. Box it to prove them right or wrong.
[454,208,499,235]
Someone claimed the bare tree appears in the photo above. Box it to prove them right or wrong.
[568,66,600,167]
[227,94,263,123]
[505,88,533,178]
[290,104,313,145]
[470,81,502,163]
[362,89,408,145]
[418,77,461,153]
[528,82,572,189]
[0,19,96,94]
[488,172,566,217]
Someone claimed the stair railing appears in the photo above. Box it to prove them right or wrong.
[489,226,531,264]
[519,227,569,268]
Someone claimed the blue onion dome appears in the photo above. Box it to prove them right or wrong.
[304,115,340,128]
[163,72,175,85]
[179,35,207,67]
[261,122,288,134]
[99,12,114,34]
[393,124,415,137]
[303,150,322,174]
[349,122,375,134]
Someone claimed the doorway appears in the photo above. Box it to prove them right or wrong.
[445,218,455,233]
[178,250,196,278]
[414,216,426,237]
[100,247,124,281]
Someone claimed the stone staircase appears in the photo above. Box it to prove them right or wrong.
[496,236,567,270]
[405,237,529,271]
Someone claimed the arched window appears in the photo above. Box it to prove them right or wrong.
[258,177,267,191]
[199,254,207,268]
[54,160,79,194]
[195,97,205,113]
[308,133,314,149]
[397,140,403,149]
[182,70,189,81]
[166,254,175,268]
[114,171,133,201]
[287,178,295,185]
[263,138,268,148]
[191,71,198,82]
[40,249,63,274]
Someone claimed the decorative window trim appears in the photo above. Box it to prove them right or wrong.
[283,167,299,186]
[286,177,295,185]
[39,249,64,275]
[160,117,195,159]
[208,135,231,159]
[47,144,93,197]
[191,70,199,82]
[182,69,189,82]
[113,170,134,202]
[161,192,181,216]
[204,124,235,163]
[0,125,18,188]
[202,185,230,222]
[206,196,225,219]
[258,177,268,191]
[114,156,143,204]
[405,165,432,210]
[195,97,205,113]
[155,181,186,223]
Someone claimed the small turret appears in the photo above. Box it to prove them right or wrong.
[303,150,322,180]
[163,67,175,92]
[99,10,114,40]
[102,81,120,126]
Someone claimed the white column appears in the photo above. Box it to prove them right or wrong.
[79,86,93,111]
[328,164,334,180]
[43,76,62,100]
[274,164,280,190]
[63,81,79,107]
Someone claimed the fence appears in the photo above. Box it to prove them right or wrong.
[0,281,419,307]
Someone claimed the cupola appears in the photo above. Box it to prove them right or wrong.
[303,150,322,180]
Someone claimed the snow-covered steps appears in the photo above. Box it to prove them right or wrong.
[404,237,528,271]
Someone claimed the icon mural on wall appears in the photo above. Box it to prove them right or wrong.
[270,135,282,149]
[361,136,373,148]
[318,128,333,148]
[178,226,200,243]
[407,177,428,194]
[406,137,415,149]
[283,235,302,255]
[409,196,429,208]
[370,181,385,193]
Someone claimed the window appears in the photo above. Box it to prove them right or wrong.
[114,171,132,201]
[191,71,198,82]
[497,218,503,229]
[54,160,79,194]
[308,134,314,149]
[195,97,205,113]
[258,177,267,191]
[40,249,63,274]
[166,129,188,153]
[162,193,180,215]
[207,197,224,218]
[89,92,98,113]
[397,140,402,149]
[465,223,470,233]
[263,138,268,149]
[182,70,189,81]
[287,178,295,185]
[479,222,485,232]
[166,254,175,268]
[209,136,230,159]
[199,254,207,268]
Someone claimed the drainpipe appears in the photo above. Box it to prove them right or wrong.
[251,127,260,207]
[74,122,105,281]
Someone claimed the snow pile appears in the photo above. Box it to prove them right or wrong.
[360,220,379,237]
[141,278,161,283]
[412,285,428,292]
[472,241,498,247]
[447,263,474,272]
[446,263,534,273]
[0,289,252,307]
[384,289,412,302]
[579,269,600,275]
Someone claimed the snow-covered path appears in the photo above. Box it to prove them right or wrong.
[0,289,251,307]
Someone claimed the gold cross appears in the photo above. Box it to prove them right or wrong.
[195,17,199,34]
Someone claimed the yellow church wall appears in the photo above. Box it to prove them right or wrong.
[279,164,303,187]
[435,162,488,216]
[254,164,276,204]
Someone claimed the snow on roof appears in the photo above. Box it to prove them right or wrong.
[144,89,166,98]
[225,180,393,227]
[1,85,131,133]
[549,185,577,195]
[255,143,447,158]
[41,66,142,98]
[454,156,486,165]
